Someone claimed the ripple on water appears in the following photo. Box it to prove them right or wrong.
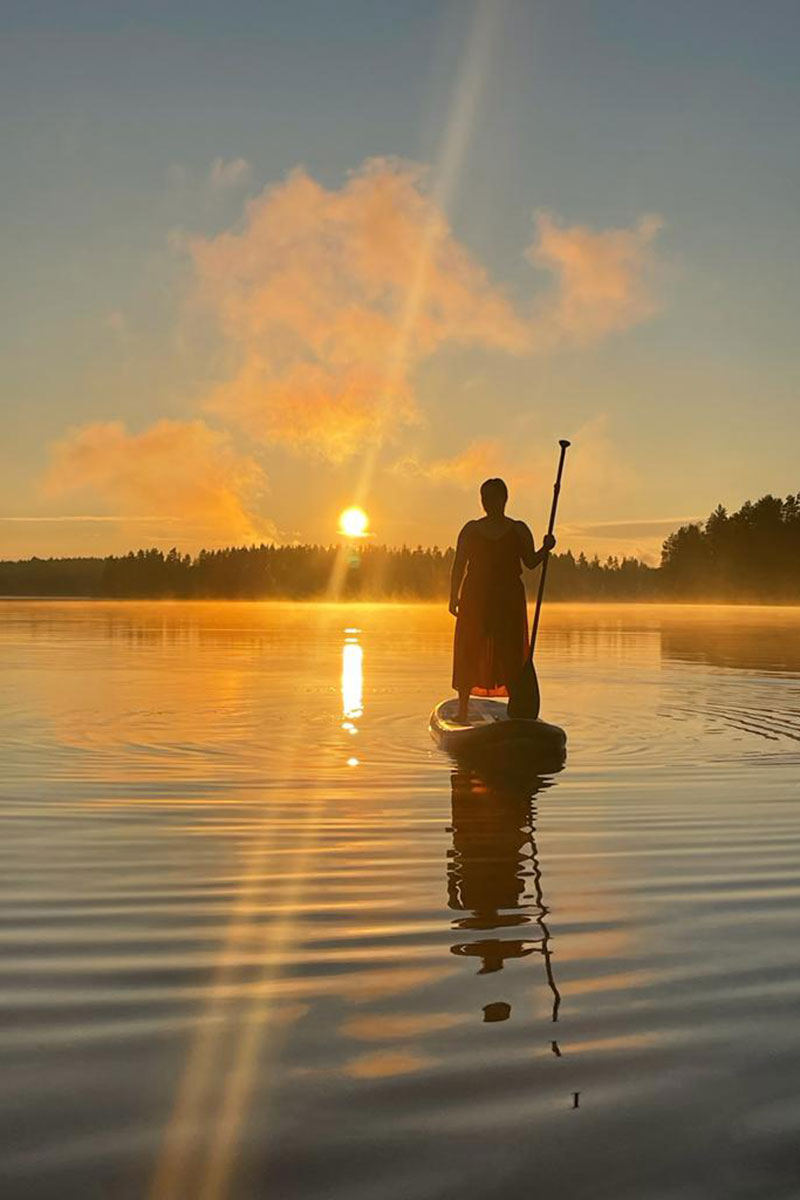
[3,602,800,1199]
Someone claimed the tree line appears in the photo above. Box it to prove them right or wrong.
[0,543,657,600]
[1,492,797,601]
[660,493,800,601]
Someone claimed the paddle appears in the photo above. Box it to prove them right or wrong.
[507,439,571,720]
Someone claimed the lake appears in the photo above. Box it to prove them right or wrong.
[3,600,800,1200]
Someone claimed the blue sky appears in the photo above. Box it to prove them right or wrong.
[2,0,799,560]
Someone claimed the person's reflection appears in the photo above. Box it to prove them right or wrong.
[447,769,561,1029]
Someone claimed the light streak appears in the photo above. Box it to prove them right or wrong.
[327,0,500,599]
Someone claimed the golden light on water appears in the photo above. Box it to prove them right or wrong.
[341,629,364,754]
[150,609,366,1200]
[339,506,369,539]
[341,633,364,734]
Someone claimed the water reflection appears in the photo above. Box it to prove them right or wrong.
[659,609,800,674]
[341,628,363,736]
[446,769,561,1028]
[7,601,800,1198]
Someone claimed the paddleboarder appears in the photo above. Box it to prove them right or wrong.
[449,478,555,724]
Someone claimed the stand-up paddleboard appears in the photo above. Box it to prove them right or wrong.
[430,697,566,773]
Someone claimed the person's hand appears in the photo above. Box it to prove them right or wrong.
[542,533,556,552]
[448,597,459,617]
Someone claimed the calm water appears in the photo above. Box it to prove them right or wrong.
[3,601,800,1200]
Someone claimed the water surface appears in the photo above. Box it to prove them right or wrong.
[3,601,800,1199]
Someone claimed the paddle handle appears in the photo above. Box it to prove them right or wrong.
[527,440,570,664]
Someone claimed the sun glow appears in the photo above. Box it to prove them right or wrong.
[339,506,369,538]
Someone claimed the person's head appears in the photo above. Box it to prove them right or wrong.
[480,477,508,516]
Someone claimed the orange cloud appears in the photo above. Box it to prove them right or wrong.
[190,159,529,461]
[207,356,419,463]
[394,417,638,540]
[392,438,504,486]
[42,162,664,547]
[188,159,663,464]
[529,211,663,344]
[45,419,272,543]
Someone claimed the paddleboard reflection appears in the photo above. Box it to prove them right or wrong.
[446,768,561,1031]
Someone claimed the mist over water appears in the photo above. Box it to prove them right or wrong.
[3,601,800,1199]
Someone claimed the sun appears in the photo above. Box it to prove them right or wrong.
[339,506,369,539]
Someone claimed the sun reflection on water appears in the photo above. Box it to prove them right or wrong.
[341,631,363,736]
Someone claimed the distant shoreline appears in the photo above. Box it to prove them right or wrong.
[4,595,800,609]
[4,488,800,603]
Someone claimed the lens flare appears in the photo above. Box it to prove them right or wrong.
[339,506,369,538]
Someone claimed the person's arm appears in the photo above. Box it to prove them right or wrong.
[449,524,472,616]
[516,521,556,569]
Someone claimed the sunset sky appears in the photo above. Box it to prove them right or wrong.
[2,0,798,563]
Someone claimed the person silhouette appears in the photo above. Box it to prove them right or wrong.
[449,478,555,724]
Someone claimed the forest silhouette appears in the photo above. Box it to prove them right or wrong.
[2,493,799,602]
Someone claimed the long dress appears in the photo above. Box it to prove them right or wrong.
[452,526,529,696]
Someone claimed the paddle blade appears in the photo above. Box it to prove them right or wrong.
[507,659,540,720]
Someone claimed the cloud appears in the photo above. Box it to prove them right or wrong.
[528,211,663,344]
[166,158,252,198]
[186,159,661,464]
[44,419,272,543]
[564,516,702,540]
[206,356,420,463]
[190,159,530,462]
[559,514,703,565]
[0,514,181,523]
[41,160,665,551]
[209,157,252,190]
[395,414,637,501]
[392,438,504,486]
[551,415,638,503]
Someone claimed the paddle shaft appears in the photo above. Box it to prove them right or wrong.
[527,440,570,665]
